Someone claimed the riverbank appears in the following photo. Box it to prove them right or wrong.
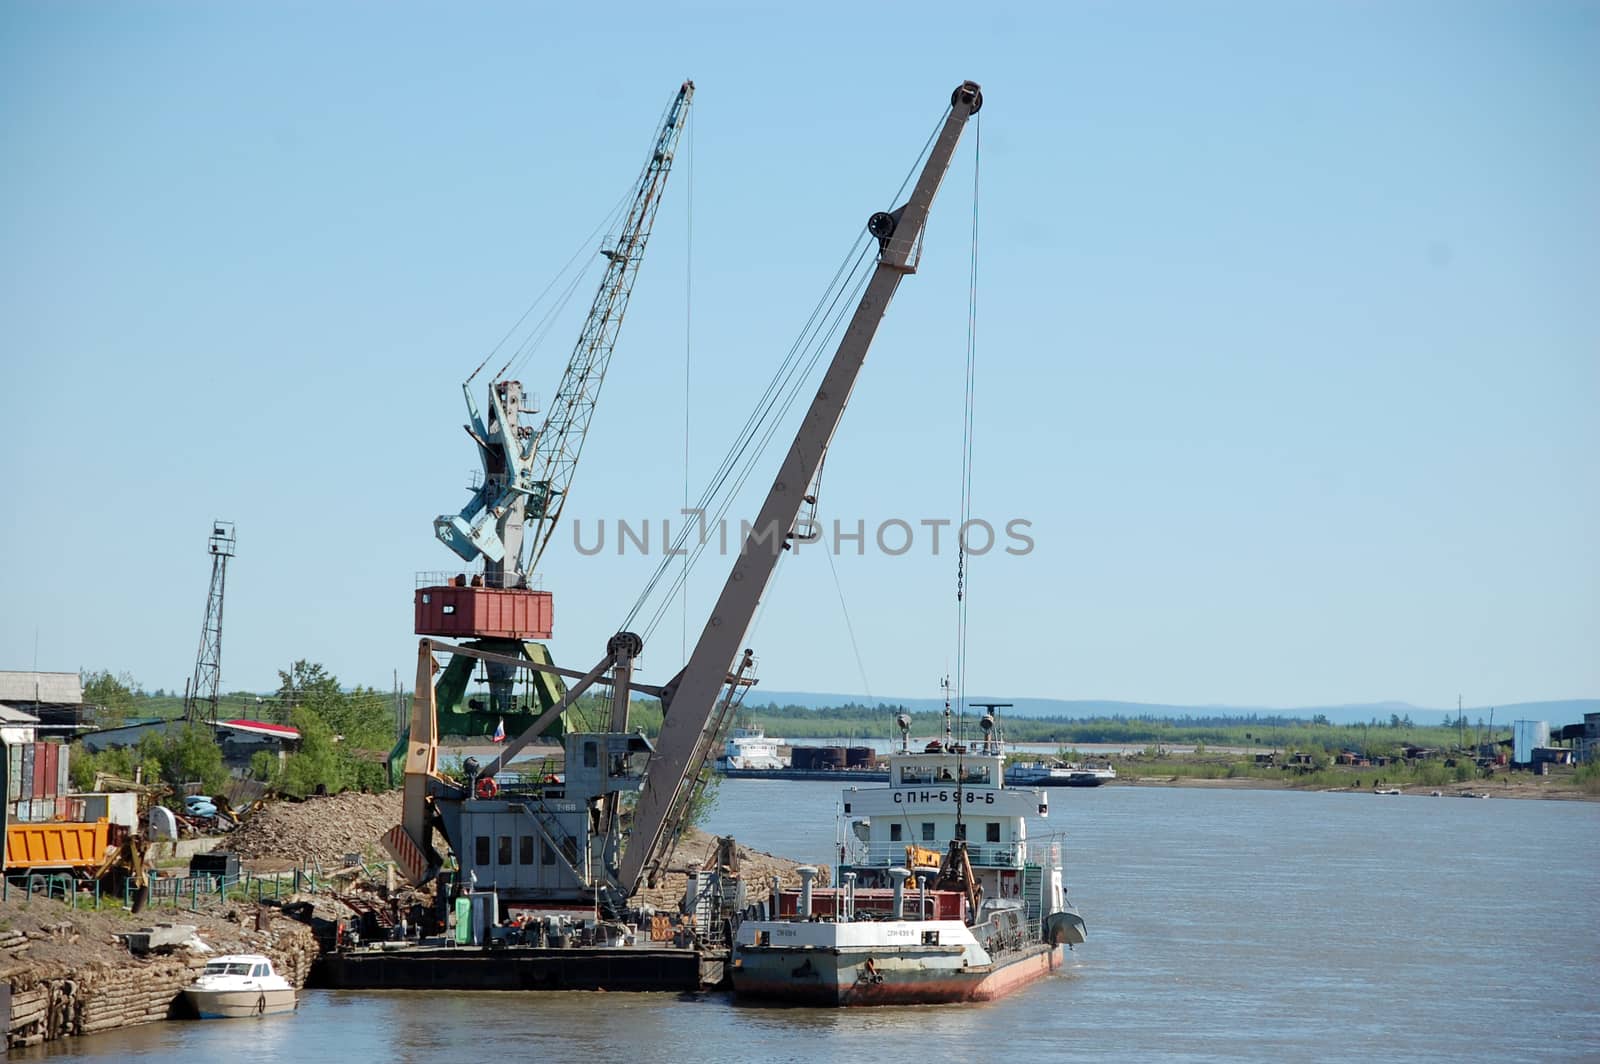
[1,790,810,1050]
[1114,773,1597,801]
[0,897,317,1048]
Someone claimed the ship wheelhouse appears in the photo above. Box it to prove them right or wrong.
[837,742,1064,918]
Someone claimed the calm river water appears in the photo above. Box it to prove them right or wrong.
[18,783,1600,1062]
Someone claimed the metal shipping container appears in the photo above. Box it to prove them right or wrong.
[21,744,34,802]
[41,744,58,798]
[414,586,553,640]
[56,745,69,797]
[6,744,20,802]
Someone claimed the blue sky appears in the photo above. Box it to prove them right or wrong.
[2,1,1595,708]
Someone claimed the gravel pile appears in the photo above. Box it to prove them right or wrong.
[226,791,401,868]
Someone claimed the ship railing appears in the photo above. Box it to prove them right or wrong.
[844,840,1026,870]
[1023,832,1068,868]
[415,570,545,590]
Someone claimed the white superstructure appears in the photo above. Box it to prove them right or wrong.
[719,726,787,770]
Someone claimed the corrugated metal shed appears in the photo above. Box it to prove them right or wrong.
[0,671,83,705]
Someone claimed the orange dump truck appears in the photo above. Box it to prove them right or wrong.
[4,819,111,871]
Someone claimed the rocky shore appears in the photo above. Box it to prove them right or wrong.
[0,901,318,1049]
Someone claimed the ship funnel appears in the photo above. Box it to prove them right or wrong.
[889,867,910,918]
[797,866,818,917]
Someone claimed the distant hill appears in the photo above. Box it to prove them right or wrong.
[746,692,1600,727]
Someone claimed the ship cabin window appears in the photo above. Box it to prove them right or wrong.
[583,741,599,768]
[986,821,1001,843]
[541,839,556,866]
[520,836,535,865]
[889,823,902,842]
[475,836,490,866]
[252,964,268,978]
[921,822,936,842]
[498,835,513,865]
[961,764,991,785]
[922,930,940,945]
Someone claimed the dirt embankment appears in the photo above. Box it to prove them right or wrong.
[225,791,403,869]
[0,898,318,1048]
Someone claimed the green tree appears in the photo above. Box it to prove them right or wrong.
[154,724,228,792]
[249,750,282,785]
[279,708,343,797]
[81,669,139,728]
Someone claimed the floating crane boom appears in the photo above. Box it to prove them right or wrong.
[619,80,984,897]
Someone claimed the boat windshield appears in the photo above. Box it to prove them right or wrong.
[898,763,992,785]
[204,962,253,976]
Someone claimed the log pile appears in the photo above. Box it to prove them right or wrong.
[1,908,317,1049]
[224,791,401,867]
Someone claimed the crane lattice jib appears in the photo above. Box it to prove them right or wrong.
[520,81,694,574]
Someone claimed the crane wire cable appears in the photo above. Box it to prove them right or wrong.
[955,114,981,723]
[822,514,874,703]
[616,105,951,649]
[467,183,634,385]
[482,87,688,386]
[497,190,634,382]
[502,86,689,388]
[620,234,872,635]
[632,248,874,644]
[500,259,602,384]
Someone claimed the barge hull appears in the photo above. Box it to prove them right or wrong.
[734,942,1066,1006]
[317,946,707,992]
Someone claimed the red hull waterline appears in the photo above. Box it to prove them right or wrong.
[735,943,1068,1007]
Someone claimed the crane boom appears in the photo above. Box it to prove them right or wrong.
[618,80,984,896]
[435,81,695,584]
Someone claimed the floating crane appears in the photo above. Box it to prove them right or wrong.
[415,81,694,728]
[389,82,984,915]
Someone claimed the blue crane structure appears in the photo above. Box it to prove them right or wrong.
[410,82,694,735]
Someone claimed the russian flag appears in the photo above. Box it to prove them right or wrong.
[491,717,506,743]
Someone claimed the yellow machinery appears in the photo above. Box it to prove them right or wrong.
[5,819,112,871]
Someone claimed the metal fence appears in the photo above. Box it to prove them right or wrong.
[2,872,100,908]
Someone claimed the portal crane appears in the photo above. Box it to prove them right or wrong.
[390,81,984,915]
[416,81,694,724]
[435,80,694,584]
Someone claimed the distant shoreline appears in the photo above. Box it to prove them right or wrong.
[1115,775,1597,802]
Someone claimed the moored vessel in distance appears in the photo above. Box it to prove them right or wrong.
[717,725,789,770]
[731,706,1087,1006]
[1007,759,1118,787]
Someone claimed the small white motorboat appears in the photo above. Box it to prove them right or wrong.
[184,954,297,1019]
